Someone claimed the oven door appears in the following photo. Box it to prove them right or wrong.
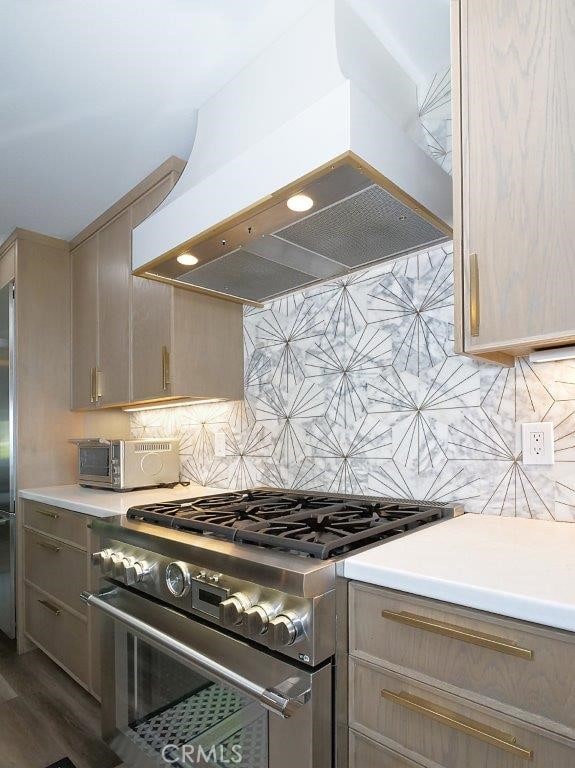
[84,586,331,768]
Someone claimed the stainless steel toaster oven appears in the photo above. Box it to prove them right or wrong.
[76,438,180,491]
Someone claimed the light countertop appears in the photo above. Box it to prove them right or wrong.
[344,514,575,633]
[19,483,225,518]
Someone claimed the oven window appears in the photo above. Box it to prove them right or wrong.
[116,631,269,767]
[79,445,110,478]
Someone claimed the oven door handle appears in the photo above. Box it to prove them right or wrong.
[81,590,310,718]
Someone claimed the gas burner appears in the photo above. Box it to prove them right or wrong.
[127,489,449,559]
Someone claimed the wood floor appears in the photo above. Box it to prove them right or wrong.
[0,631,121,768]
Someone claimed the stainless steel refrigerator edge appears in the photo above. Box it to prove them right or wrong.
[0,280,15,639]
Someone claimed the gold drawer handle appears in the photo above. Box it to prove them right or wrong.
[381,690,533,760]
[36,541,61,553]
[38,599,61,617]
[35,509,59,520]
[381,610,533,661]
[469,252,480,337]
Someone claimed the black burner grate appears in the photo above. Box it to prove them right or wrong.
[127,489,451,559]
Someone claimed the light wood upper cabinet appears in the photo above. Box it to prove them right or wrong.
[97,209,132,406]
[131,275,172,402]
[131,178,179,403]
[453,0,575,362]
[71,216,132,410]
[172,288,244,401]
[71,157,244,410]
[71,235,99,409]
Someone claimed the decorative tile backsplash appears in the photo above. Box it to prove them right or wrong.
[131,243,575,521]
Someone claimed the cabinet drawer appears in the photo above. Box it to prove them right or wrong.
[23,501,88,548]
[350,659,575,768]
[25,584,89,687]
[350,583,575,736]
[24,529,87,615]
[350,729,423,767]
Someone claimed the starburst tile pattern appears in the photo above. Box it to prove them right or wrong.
[306,324,392,426]
[305,415,392,495]
[368,246,455,374]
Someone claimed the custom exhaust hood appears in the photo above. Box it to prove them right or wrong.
[132,0,452,305]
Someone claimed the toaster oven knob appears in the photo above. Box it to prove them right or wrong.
[269,614,299,646]
[219,593,252,626]
[243,605,270,636]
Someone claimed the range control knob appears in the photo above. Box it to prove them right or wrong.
[92,549,112,570]
[109,553,125,578]
[113,556,132,579]
[243,605,271,635]
[219,593,252,626]
[269,614,301,647]
[125,560,149,586]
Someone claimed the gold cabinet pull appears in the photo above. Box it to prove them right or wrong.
[381,610,533,660]
[469,252,480,337]
[90,366,95,403]
[95,368,103,401]
[162,345,170,391]
[381,690,533,760]
[38,599,61,617]
[35,509,59,520]
[36,541,61,553]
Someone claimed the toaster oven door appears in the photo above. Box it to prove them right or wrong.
[78,441,114,487]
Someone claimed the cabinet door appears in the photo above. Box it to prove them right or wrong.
[457,0,575,355]
[98,210,131,406]
[172,288,244,400]
[131,276,173,401]
[130,178,176,402]
[71,235,98,409]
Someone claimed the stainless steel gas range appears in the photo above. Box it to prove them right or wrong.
[83,488,461,768]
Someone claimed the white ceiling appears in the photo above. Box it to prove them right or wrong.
[0,0,449,245]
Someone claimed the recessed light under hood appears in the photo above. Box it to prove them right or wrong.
[132,0,452,306]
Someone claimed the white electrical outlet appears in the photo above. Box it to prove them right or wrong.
[522,422,554,465]
[214,431,227,457]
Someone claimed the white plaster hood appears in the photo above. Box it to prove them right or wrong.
[132,0,452,304]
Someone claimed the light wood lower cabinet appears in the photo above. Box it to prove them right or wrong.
[350,582,575,738]
[24,529,87,616]
[23,500,88,548]
[349,730,421,767]
[348,583,575,767]
[25,583,90,687]
[22,500,102,697]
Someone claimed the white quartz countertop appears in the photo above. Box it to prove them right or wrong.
[19,483,225,518]
[344,514,575,633]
